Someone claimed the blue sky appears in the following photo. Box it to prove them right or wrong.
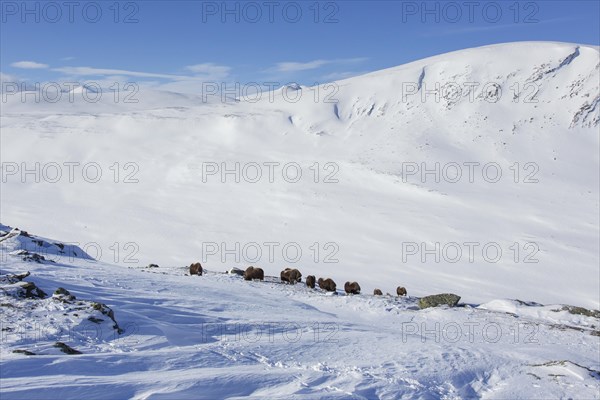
[1,1,599,93]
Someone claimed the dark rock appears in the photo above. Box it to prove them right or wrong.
[22,282,47,299]
[13,349,36,356]
[418,293,461,309]
[53,287,76,302]
[87,316,104,324]
[515,299,544,307]
[228,267,244,276]
[22,252,51,263]
[9,272,30,282]
[91,302,122,333]
[54,342,82,355]
[560,305,600,319]
[54,287,71,296]
[1,272,31,285]
[91,302,113,318]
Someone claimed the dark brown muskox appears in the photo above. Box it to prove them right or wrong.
[280,268,302,284]
[373,288,383,296]
[318,277,337,292]
[344,281,361,295]
[189,262,203,276]
[397,286,407,296]
[244,266,264,281]
[306,275,316,289]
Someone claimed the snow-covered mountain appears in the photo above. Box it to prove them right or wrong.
[1,41,599,310]
[1,224,599,399]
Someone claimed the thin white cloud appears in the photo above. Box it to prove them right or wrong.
[53,63,232,81]
[269,57,368,73]
[185,63,231,78]
[275,60,331,72]
[11,61,49,69]
[144,80,209,96]
[53,66,192,80]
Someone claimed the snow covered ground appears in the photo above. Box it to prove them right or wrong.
[1,42,598,309]
[0,225,599,399]
[1,41,599,398]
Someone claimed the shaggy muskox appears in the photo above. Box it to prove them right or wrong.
[318,277,337,292]
[189,262,203,276]
[344,281,361,295]
[373,288,383,296]
[244,266,264,281]
[306,275,316,289]
[280,268,302,284]
[397,286,407,296]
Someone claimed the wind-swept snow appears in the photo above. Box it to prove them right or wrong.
[0,226,598,399]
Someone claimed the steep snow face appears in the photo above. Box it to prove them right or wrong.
[0,227,599,399]
[1,42,599,308]
[0,224,92,261]
[267,42,599,133]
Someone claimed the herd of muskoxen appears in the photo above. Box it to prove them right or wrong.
[188,263,408,297]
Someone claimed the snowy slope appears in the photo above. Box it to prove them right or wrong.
[0,225,599,399]
[1,42,599,310]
